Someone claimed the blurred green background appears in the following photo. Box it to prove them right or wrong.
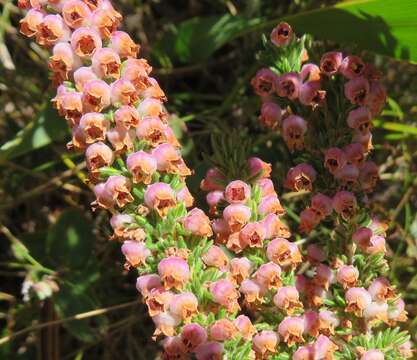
[0,0,416,359]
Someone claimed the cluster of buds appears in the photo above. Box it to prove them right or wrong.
[251,22,412,359]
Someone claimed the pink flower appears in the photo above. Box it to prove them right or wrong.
[37,14,70,47]
[158,256,190,290]
[332,191,357,220]
[152,143,191,176]
[137,97,165,120]
[344,77,370,105]
[239,222,265,248]
[169,292,198,321]
[364,301,388,323]
[91,7,122,39]
[110,30,139,58]
[313,335,338,359]
[336,265,359,289]
[82,79,111,112]
[200,168,225,191]
[311,193,333,219]
[366,81,387,116]
[152,312,180,337]
[344,142,365,166]
[300,63,321,82]
[206,190,224,213]
[233,315,256,340]
[240,279,263,304]
[223,204,251,232]
[276,72,300,100]
[284,163,316,192]
[299,80,325,106]
[345,287,372,316]
[202,245,229,270]
[144,182,176,217]
[299,208,321,233]
[293,345,314,360]
[334,164,359,186]
[367,235,386,255]
[320,51,343,75]
[248,157,272,178]
[49,42,81,83]
[85,141,114,175]
[230,257,251,284]
[91,47,121,79]
[340,55,365,79]
[258,195,285,216]
[252,330,278,357]
[359,161,379,192]
[224,180,251,204]
[210,279,240,312]
[92,182,113,209]
[388,299,407,322]
[78,112,109,143]
[347,106,372,135]
[209,319,238,341]
[110,213,134,237]
[270,22,293,46]
[121,240,150,267]
[20,9,44,38]
[273,286,302,314]
[259,101,282,128]
[313,264,334,290]
[110,78,138,106]
[360,350,385,360]
[368,277,395,302]
[73,66,98,92]
[282,115,308,152]
[352,227,373,250]
[182,208,212,237]
[136,274,161,296]
[126,151,157,184]
[324,147,347,175]
[177,186,194,208]
[136,116,168,146]
[71,26,102,57]
[162,336,186,358]
[62,0,91,29]
[104,175,134,207]
[251,68,278,97]
[180,323,208,351]
[256,178,275,197]
[306,244,326,263]
[107,127,135,153]
[195,342,224,360]
[255,262,282,290]
[261,213,291,239]
[145,287,174,317]
[278,316,304,346]
[267,238,302,268]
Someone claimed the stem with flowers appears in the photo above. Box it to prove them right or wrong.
[17,0,412,359]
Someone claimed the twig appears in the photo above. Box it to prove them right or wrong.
[0,300,139,345]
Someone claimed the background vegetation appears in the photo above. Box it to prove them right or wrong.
[0,0,416,359]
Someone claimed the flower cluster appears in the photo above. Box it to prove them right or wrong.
[250,22,412,359]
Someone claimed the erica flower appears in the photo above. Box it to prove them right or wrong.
[368,277,395,302]
[248,157,272,178]
[37,14,70,47]
[126,151,157,184]
[82,79,111,112]
[73,66,98,91]
[121,240,150,267]
[300,63,321,82]
[62,0,91,29]
[254,262,282,290]
[209,319,239,341]
[251,68,278,97]
[347,106,372,135]
[202,245,229,270]
[110,30,139,58]
[252,330,278,358]
[345,287,372,316]
[333,191,357,220]
[209,279,240,312]
[258,195,285,216]
[169,292,198,321]
[144,182,176,217]
[135,274,161,296]
[239,222,265,248]
[223,204,251,232]
[20,9,44,37]
[282,115,308,152]
[340,55,365,79]
[276,72,300,100]
[234,315,256,340]
[180,323,208,351]
[229,257,251,284]
[344,77,370,105]
[240,279,263,305]
[313,335,338,359]
[270,22,293,46]
[194,342,224,360]
[70,26,102,57]
[299,80,325,106]
[85,141,114,175]
[78,112,109,143]
[284,163,316,192]
[360,350,385,360]
[273,286,302,314]
[278,316,304,346]
[104,175,134,207]
[152,143,191,176]
[182,208,212,237]
[259,101,282,129]
[266,238,302,268]
[320,51,343,75]
[336,265,359,289]
[158,256,190,290]
[324,147,347,175]
[311,193,333,219]
[91,47,121,79]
